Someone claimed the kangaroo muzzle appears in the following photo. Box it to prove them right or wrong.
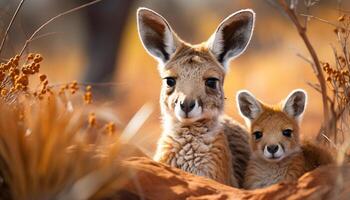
[175,97,202,121]
[263,144,284,160]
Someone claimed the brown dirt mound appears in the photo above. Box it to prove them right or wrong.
[119,157,350,200]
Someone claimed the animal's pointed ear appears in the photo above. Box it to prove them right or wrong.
[207,9,255,69]
[282,89,307,121]
[137,7,179,66]
[236,90,262,122]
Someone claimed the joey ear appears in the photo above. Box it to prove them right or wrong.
[137,7,179,66]
[207,9,255,69]
[282,89,307,120]
[236,90,262,122]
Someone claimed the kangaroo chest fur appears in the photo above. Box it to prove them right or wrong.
[154,122,236,186]
[244,152,306,189]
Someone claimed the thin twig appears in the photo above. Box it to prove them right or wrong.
[19,0,104,56]
[300,14,342,28]
[307,82,333,103]
[297,53,313,64]
[296,53,317,73]
[29,32,63,43]
[321,133,338,149]
[0,0,26,56]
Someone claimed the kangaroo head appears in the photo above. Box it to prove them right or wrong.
[236,90,307,162]
[137,8,255,124]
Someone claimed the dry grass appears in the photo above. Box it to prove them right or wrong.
[0,53,149,199]
[0,2,153,197]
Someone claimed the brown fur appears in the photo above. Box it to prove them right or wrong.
[137,8,254,187]
[154,120,234,185]
[242,95,334,189]
[154,43,249,186]
[220,115,251,187]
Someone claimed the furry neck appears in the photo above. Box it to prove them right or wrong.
[161,113,220,137]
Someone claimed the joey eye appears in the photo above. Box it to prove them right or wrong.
[253,131,263,140]
[205,78,219,89]
[165,77,176,87]
[282,129,293,137]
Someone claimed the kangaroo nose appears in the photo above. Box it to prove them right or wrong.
[180,98,196,114]
[267,144,279,154]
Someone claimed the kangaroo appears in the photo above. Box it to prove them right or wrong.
[136,8,255,186]
[236,89,334,189]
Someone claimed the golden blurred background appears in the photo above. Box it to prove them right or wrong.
[1,0,349,155]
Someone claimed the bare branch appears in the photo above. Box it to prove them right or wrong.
[19,0,104,56]
[296,53,317,73]
[307,82,321,92]
[277,0,330,129]
[0,0,26,56]
[307,82,333,103]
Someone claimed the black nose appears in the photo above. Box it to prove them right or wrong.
[180,98,196,114]
[267,144,279,154]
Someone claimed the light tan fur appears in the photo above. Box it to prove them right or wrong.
[137,8,255,186]
[237,90,334,189]
[153,44,240,186]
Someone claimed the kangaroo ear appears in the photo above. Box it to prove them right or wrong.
[282,89,307,120]
[236,90,262,122]
[137,7,178,66]
[207,9,255,69]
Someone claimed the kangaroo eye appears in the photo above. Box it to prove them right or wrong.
[165,77,176,87]
[282,129,293,137]
[253,131,263,140]
[205,78,218,89]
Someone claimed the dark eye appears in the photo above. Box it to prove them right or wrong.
[165,77,176,87]
[253,131,263,140]
[205,78,218,89]
[282,129,293,137]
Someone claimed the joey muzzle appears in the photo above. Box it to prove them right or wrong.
[263,143,284,160]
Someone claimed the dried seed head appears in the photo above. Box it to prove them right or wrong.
[16,75,29,86]
[33,54,43,63]
[105,122,115,135]
[27,53,35,60]
[15,84,22,90]
[1,89,8,96]
[88,113,96,127]
[84,91,92,104]
[338,15,345,22]
[43,80,48,86]
[39,74,47,82]
[0,71,5,82]
[334,28,339,34]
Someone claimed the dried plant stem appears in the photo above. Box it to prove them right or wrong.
[19,0,103,56]
[300,14,341,28]
[0,0,26,56]
[278,0,330,134]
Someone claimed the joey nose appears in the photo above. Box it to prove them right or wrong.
[180,98,196,114]
[267,145,279,154]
